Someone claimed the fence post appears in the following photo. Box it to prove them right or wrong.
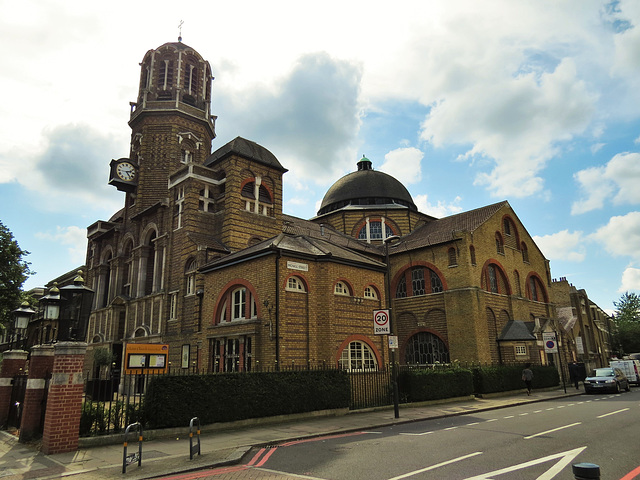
[189,417,201,460]
[122,422,143,473]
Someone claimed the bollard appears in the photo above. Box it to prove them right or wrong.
[122,422,143,474]
[572,462,600,480]
[189,417,201,460]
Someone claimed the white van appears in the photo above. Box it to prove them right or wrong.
[610,360,640,385]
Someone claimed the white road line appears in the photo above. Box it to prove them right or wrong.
[533,410,542,413]
[400,431,433,436]
[467,422,480,426]
[485,418,498,423]
[524,422,581,439]
[545,408,554,410]
[518,413,529,416]
[504,415,514,418]
[387,451,483,480]
[597,408,629,418]
[444,426,458,431]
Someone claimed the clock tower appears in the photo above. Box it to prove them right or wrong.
[126,39,216,212]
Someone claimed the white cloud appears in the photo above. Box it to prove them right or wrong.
[379,147,423,185]
[35,226,87,265]
[619,266,640,293]
[413,195,462,219]
[572,152,640,214]
[532,230,586,262]
[590,211,640,260]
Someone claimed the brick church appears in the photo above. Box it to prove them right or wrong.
[84,39,557,375]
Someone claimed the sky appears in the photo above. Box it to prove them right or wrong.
[1,0,640,315]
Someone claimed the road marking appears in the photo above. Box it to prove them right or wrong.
[444,426,458,431]
[519,413,529,416]
[504,415,514,418]
[597,408,629,418]
[546,408,555,410]
[533,410,542,413]
[485,418,498,423]
[400,431,433,436]
[466,422,480,426]
[463,446,586,480]
[524,422,581,439]
[386,451,483,480]
[619,465,640,480]
[557,405,565,408]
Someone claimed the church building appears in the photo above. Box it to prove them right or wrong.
[84,39,558,375]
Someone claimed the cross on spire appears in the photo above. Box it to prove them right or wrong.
[178,20,184,42]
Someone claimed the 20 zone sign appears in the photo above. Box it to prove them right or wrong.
[373,309,390,335]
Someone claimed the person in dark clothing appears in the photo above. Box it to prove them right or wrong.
[569,362,580,389]
[522,363,534,395]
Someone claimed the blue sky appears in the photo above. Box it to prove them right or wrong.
[1,0,640,314]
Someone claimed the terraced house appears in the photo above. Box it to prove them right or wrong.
[80,38,569,378]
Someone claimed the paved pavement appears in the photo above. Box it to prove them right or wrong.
[0,387,581,480]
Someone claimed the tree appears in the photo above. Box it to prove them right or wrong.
[613,292,640,355]
[0,221,34,330]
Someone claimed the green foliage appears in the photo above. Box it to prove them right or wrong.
[614,292,640,324]
[143,370,351,429]
[0,221,34,328]
[398,368,474,402]
[472,364,559,394]
[93,347,115,367]
[615,321,640,354]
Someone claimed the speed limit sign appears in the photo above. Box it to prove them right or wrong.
[373,309,390,335]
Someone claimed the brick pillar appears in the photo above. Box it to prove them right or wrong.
[19,345,55,442]
[0,350,28,427]
[41,342,87,455]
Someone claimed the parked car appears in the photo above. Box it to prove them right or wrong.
[584,367,630,394]
[610,360,640,385]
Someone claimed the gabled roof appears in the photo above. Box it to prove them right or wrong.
[205,137,288,173]
[394,201,509,251]
[497,320,536,341]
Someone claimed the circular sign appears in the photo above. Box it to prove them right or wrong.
[546,340,556,349]
[374,310,389,326]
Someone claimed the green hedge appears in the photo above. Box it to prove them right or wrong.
[143,370,351,429]
[397,368,474,402]
[472,365,560,394]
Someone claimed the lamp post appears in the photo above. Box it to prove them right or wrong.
[384,235,401,419]
[12,302,35,350]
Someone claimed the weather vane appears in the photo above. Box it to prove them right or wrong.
[178,20,184,42]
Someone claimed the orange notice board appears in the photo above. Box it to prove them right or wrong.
[124,343,169,374]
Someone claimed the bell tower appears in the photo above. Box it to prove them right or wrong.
[127,39,216,211]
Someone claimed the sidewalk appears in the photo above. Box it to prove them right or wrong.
[0,388,582,480]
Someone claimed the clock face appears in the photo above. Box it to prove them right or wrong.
[116,162,136,181]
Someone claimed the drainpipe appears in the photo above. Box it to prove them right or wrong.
[275,251,281,371]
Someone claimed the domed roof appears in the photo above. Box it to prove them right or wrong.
[318,156,417,216]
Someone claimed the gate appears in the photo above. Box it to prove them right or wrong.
[39,373,52,433]
[7,374,28,429]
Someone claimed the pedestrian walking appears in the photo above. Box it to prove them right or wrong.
[569,362,580,389]
[522,363,534,395]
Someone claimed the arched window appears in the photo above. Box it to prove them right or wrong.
[185,258,197,295]
[158,59,173,92]
[395,267,444,298]
[527,275,548,303]
[448,247,457,266]
[469,245,476,266]
[286,276,306,292]
[121,240,133,297]
[405,332,450,365]
[216,285,258,324]
[357,221,394,241]
[334,281,350,296]
[241,179,273,216]
[339,341,377,371]
[503,218,511,236]
[481,263,510,295]
[143,230,157,296]
[495,232,504,255]
[363,286,378,299]
[514,270,522,296]
[521,242,529,263]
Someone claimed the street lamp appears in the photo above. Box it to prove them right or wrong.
[12,301,35,350]
[58,271,95,342]
[384,235,401,419]
[40,283,60,343]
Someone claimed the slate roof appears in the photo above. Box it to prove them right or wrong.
[205,137,288,173]
[392,201,510,252]
[497,320,537,341]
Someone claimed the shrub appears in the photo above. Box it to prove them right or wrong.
[472,364,560,394]
[398,368,474,402]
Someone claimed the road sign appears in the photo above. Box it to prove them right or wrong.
[543,332,558,353]
[373,309,390,335]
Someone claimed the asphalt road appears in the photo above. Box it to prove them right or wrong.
[161,388,640,480]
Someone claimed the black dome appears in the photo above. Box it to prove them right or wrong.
[318,156,416,216]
